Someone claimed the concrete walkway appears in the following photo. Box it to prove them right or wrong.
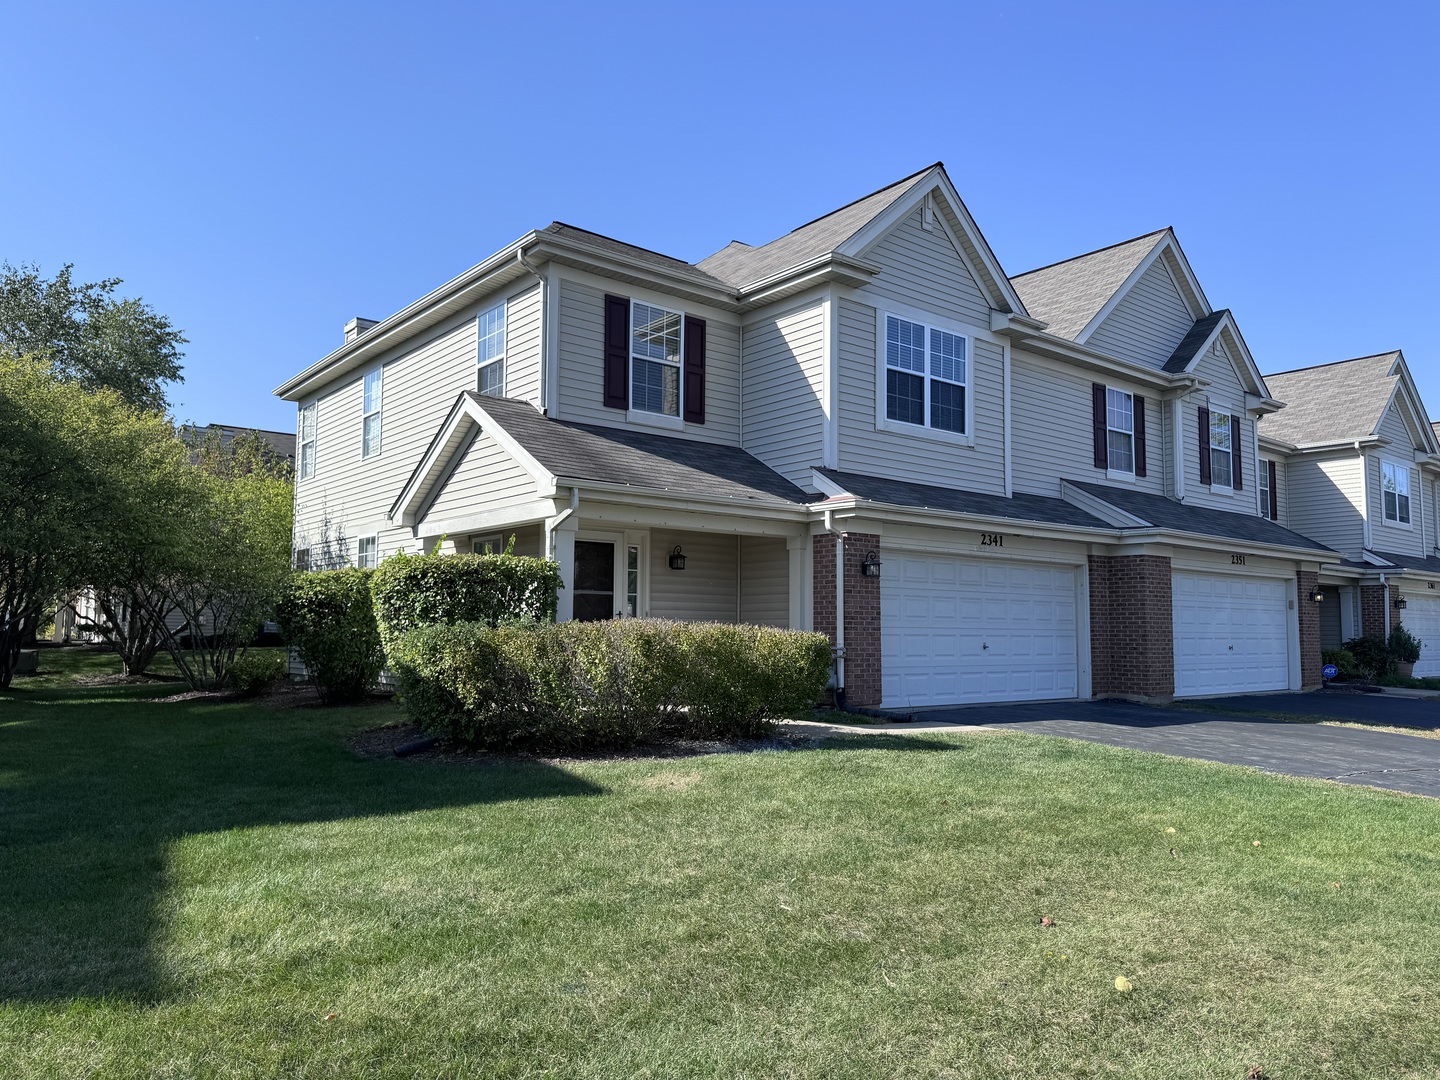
[792,694,1440,798]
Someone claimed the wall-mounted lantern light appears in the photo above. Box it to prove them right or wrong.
[1396,594,1409,609]
[667,545,687,571]
[860,550,882,578]
[1310,588,1324,604]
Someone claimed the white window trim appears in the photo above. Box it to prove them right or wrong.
[1207,404,1235,495]
[294,547,311,572]
[1105,387,1137,483]
[477,300,507,397]
[298,401,317,480]
[1258,458,1272,520]
[361,368,382,459]
[356,535,378,569]
[1381,458,1413,528]
[472,533,504,555]
[629,298,684,421]
[873,308,976,448]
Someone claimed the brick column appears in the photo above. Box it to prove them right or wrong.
[841,532,882,706]
[811,531,882,707]
[1359,585,1388,640]
[1089,553,1174,699]
[1297,571,1322,690]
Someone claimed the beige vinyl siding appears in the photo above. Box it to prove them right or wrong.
[1085,257,1196,369]
[461,523,543,558]
[741,302,826,489]
[1009,349,1164,498]
[1285,454,1366,557]
[739,536,789,627]
[292,280,543,566]
[555,277,741,445]
[418,430,537,528]
[648,529,738,622]
[835,297,1006,494]
[858,205,991,327]
[1178,340,1260,514]
[502,284,543,405]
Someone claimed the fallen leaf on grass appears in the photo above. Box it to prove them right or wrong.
[1245,1067,1267,1080]
[1114,976,1133,993]
[1165,827,1177,834]
[1040,915,1054,927]
[1252,840,1262,847]
[1170,848,1179,858]
[322,1012,337,1022]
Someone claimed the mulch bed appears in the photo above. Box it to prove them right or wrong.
[348,722,820,765]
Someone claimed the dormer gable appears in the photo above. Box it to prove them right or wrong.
[1162,309,1273,402]
[1261,351,1439,454]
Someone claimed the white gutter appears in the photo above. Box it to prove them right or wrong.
[545,488,579,560]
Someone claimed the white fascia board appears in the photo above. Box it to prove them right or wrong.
[1001,328,1176,390]
[1058,481,1152,528]
[1122,526,1335,562]
[818,498,1122,545]
[1259,432,1298,454]
[553,478,812,522]
[416,498,560,542]
[810,470,851,498]
[1361,549,1397,567]
[275,233,541,400]
[734,254,878,309]
[837,168,1030,316]
[534,236,742,312]
[1291,438,1382,454]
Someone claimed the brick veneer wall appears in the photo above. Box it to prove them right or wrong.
[1297,570,1322,689]
[1359,584,1388,640]
[811,532,882,707]
[1089,554,1174,699]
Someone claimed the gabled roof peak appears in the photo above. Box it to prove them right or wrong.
[1263,350,1403,380]
[1010,227,1170,281]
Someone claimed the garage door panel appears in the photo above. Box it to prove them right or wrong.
[1173,571,1290,697]
[1403,594,1440,677]
[882,553,1079,708]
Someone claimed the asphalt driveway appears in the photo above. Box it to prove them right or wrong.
[906,695,1440,797]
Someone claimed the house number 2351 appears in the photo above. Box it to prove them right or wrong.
[980,533,1004,547]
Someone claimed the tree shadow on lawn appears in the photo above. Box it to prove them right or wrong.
[0,692,604,1006]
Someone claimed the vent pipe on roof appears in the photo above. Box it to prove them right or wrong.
[344,317,379,344]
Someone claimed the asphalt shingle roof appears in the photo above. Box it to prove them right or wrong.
[472,395,813,506]
[1009,230,1167,341]
[542,223,732,292]
[1068,481,1332,551]
[695,167,935,289]
[816,469,1114,529]
[1259,353,1401,447]
[1370,550,1440,575]
[1163,310,1228,373]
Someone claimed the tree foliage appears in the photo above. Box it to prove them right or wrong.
[0,262,185,412]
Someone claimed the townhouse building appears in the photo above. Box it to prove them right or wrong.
[275,163,1336,708]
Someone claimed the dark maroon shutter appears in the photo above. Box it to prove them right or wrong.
[1268,460,1278,520]
[1092,383,1108,469]
[1198,406,1212,485]
[1231,414,1243,490]
[1133,394,1147,478]
[603,294,629,410]
[682,315,706,424]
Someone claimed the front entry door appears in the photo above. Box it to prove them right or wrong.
[573,540,617,621]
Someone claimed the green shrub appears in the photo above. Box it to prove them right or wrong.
[388,619,832,751]
[1389,624,1424,664]
[370,547,562,648]
[1342,636,1394,681]
[228,650,286,696]
[276,569,384,704]
[1321,647,1366,682]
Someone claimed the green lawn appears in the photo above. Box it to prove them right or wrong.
[4,649,1440,1077]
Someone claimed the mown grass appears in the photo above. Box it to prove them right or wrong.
[3,649,1440,1077]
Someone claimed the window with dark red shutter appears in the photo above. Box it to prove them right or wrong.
[1230,414,1243,490]
[1198,406,1212,485]
[1268,460,1279,520]
[1092,383,1107,469]
[682,316,706,424]
[1134,394,1147,478]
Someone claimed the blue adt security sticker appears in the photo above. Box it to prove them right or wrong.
[1322,663,1339,680]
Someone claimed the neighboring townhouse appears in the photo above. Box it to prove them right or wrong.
[275,163,1333,708]
[1257,353,1440,673]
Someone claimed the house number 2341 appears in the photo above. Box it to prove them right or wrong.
[980,533,1004,547]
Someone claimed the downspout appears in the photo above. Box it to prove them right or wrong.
[546,488,579,560]
[823,509,844,694]
[517,249,547,412]
[1380,572,1391,638]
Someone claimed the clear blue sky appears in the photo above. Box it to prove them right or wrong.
[3,1,1437,434]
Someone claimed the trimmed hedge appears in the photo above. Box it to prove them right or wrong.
[276,568,384,704]
[389,619,832,751]
[371,548,562,649]
[1342,636,1396,681]
[229,650,287,697]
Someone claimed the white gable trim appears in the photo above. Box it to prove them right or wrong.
[1381,354,1440,456]
[1166,312,1272,403]
[1074,231,1215,346]
[389,394,555,526]
[838,168,1029,316]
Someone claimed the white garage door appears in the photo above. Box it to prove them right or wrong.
[1172,572,1290,697]
[1400,593,1440,677]
[881,554,1079,708]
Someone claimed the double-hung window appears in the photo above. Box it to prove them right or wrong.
[298,402,317,479]
[477,301,506,396]
[1208,409,1233,489]
[1106,389,1135,475]
[362,369,382,457]
[1259,460,1272,519]
[883,314,967,436]
[631,301,682,416]
[356,536,378,569]
[1383,461,1412,525]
